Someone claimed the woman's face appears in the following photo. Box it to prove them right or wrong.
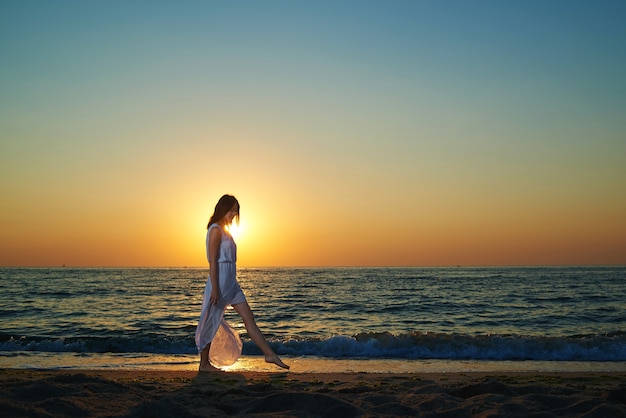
[224,204,239,224]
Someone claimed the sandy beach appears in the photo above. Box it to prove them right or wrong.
[2,369,625,417]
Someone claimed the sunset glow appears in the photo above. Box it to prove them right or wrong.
[226,221,244,242]
[1,1,625,267]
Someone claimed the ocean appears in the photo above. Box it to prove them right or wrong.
[1,266,625,373]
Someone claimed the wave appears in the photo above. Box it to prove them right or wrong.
[274,332,626,361]
[3,331,625,362]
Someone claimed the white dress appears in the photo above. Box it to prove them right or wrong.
[194,223,246,366]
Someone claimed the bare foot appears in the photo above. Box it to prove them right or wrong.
[199,362,222,373]
[265,355,290,370]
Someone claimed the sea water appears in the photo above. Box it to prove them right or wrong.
[1,266,625,373]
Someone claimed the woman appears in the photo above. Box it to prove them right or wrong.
[195,194,289,372]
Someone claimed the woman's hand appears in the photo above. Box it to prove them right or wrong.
[210,287,220,305]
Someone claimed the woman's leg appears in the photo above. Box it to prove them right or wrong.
[199,344,220,372]
[233,302,289,369]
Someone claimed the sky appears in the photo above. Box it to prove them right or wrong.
[1,1,625,267]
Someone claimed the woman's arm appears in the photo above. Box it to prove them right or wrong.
[208,226,221,304]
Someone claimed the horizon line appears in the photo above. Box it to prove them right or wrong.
[2,264,625,269]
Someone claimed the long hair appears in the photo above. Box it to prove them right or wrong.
[207,194,240,229]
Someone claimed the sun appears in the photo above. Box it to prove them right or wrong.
[227,221,244,240]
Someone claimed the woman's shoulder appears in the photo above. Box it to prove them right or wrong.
[208,223,223,235]
[208,223,232,238]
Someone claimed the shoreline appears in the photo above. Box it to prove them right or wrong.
[2,368,625,417]
[3,353,626,374]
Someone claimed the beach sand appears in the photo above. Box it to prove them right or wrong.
[2,369,625,417]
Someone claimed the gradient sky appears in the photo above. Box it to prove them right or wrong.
[1,1,625,267]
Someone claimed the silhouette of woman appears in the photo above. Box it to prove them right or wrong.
[195,194,289,372]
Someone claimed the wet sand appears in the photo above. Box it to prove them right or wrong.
[1,369,625,417]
